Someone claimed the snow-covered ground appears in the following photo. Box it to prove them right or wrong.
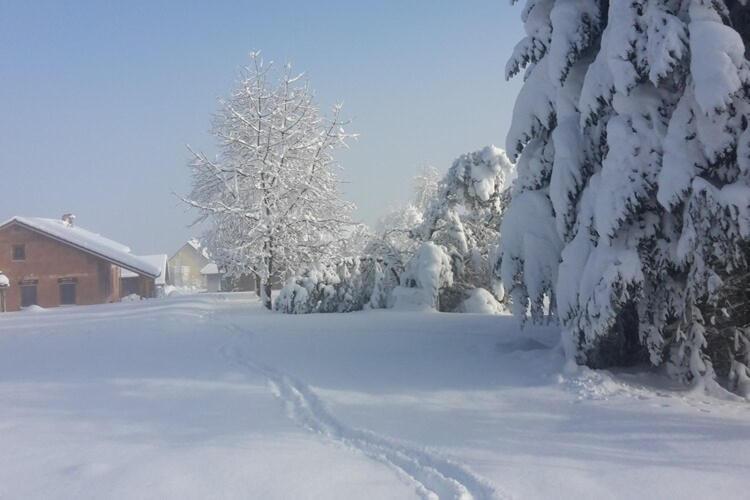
[0,294,748,499]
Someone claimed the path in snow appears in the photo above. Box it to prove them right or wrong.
[220,323,504,500]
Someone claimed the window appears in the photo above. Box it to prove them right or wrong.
[59,278,77,305]
[20,283,37,307]
[12,244,25,261]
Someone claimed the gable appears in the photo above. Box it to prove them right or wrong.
[169,243,210,267]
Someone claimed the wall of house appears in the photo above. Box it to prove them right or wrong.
[121,276,140,297]
[205,274,221,293]
[167,245,209,289]
[0,223,121,311]
[138,276,155,298]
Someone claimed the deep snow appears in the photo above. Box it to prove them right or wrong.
[0,294,748,499]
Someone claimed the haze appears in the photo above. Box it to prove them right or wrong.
[0,0,523,254]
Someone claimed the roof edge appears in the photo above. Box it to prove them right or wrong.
[1,218,160,279]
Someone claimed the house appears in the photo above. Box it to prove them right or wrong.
[0,215,160,311]
[120,254,168,297]
[168,240,221,290]
[200,262,222,292]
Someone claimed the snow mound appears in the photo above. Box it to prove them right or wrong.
[390,286,437,312]
[20,305,46,313]
[458,288,505,314]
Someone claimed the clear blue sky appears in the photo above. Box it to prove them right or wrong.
[0,1,523,254]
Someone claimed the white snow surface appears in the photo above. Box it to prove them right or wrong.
[689,16,745,115]
[2,216,160,277]
[0,294,748,499]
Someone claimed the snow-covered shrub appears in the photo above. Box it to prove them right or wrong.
[275,257,398,314]
[457,288,505,314]
[275,263,344,314]
[504,0,750,394]
[274,283,311,314]
[394,242,454,311]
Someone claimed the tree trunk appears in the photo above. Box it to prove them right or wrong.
[262,279,273,310]
[261,242,274,310]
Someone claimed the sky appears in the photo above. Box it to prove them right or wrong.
[0,1,524,255]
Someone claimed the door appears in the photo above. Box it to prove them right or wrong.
[20,285,37,308]
[59,282,76,305]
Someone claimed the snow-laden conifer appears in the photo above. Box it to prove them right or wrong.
[501,0,600,324]
[505,0,750,394]
[417,146,514,309]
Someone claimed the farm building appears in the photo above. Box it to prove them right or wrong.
[0,215,161,311]
[168,240,222,290]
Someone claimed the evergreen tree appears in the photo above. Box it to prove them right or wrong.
[505,0,750,394]
[501,0,601,324]
[656,0,750,393]
[418,146,514,307]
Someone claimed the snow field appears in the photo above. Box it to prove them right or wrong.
[0,293,748,499]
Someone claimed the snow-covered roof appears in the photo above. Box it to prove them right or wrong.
[187,239,211,260]
[120,254,168,285]
[200,262,220,275]
[0,216,160,278]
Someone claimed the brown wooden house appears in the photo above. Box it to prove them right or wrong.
[0,215,160,311]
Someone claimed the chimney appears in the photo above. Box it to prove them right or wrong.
[62,213,76,227]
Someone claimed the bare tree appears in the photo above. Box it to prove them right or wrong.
[184,52,355,309]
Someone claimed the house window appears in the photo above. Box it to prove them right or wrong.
[20,282,37,307]
[59,278,77,305]
[12,244,25,261]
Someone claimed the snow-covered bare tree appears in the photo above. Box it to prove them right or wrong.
[503,0,750,395]
[184,52,355,309]
[371,203,423,271]
[412,165,440,213]
[367,167,441,277]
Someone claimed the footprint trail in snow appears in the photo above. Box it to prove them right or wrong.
[220,323,504,500]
